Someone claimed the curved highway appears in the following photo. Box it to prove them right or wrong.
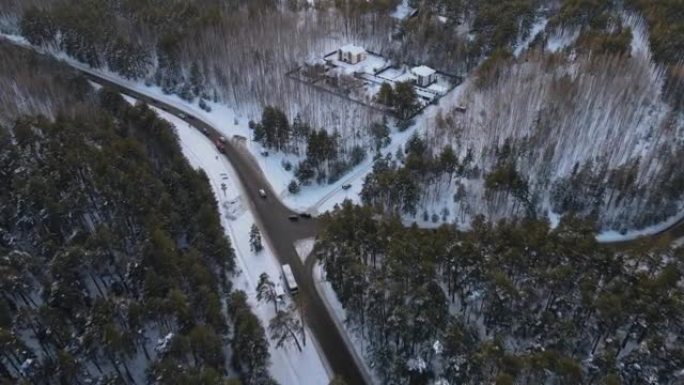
[76,73,368,385]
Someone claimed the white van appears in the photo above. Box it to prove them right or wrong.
[282,264,298,294]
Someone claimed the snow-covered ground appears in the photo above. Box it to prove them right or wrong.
[596,209,684,243]
[325,51,389,76]
[546,27,580,53]
[390,0,416,20]
[293,238,315,263]
[147,103,331,385]
[514,17,548,56]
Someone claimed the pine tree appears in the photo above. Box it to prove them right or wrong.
[288,179,300,194]
[377,82,395,106]
[268,308,303,352]
[228,291,272,384]
[370,120,390,151]
[256,273,279,312]
[394,81,418,119]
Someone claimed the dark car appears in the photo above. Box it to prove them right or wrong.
[299,212,312,219]
[288,215,299,221]
[215,139,226,153]
[201,127,210,136]
[341,183,352,190]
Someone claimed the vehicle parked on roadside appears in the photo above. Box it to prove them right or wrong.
[275,283,285,302]
[282,264,298,294]
[259,189,267,198]
[288,215,299,221]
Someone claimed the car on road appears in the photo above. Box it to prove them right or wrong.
[258,189,267,198]
[200,127,210,136]
[299,212,312,219]
[282,264,298,294]
[214,139,226,153]
[288,215,299,221]
[219,136,227,143]
[178,112,187,119]
[342,183,352,190]
[275,283,285,302]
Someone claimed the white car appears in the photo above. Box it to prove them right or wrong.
[258,189,267,198]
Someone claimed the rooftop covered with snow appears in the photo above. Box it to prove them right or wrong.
[339,44,366,55]
[412,65,436,77]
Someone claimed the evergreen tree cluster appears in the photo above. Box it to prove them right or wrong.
[375,81,419,120]
[250,106,367,186]
[18,0,223,100]
[483,139,534,217]
[21,0,152,79]
[227,292,275,385]
[361,134,472,218]
[316,201,684,385]
[251,106,292,152]
[0,41,91,120]
[0,47,273,384]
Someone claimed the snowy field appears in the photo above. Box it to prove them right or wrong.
[144,101,331,385]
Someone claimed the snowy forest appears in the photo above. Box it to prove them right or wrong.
[1,0,682,231]
[413,11,684,231]
[0,42,274,385]
[315,201,684,384]
[1,0,684,384]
